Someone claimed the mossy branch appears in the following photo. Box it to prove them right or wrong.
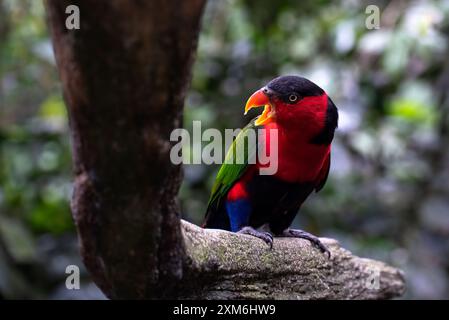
[180,220,405,299]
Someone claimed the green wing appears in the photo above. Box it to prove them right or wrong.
[206,119,258,210]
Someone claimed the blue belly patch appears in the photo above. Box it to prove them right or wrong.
[226,199,252,232]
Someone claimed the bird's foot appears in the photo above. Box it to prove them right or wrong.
[281,228,330,258]
[238,226,273,249]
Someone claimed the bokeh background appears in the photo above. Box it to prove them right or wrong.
[1,0,449,299]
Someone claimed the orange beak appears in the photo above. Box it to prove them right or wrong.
[244,88,275,126]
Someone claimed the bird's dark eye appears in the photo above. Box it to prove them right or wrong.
[288,94,298,103]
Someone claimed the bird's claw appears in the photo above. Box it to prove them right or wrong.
[282,228,331,258]
[238,226,273,249]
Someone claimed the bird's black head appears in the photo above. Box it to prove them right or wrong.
[266,75,324,103]
[244,75,335,131]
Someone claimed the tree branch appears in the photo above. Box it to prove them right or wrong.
[180,220,405,299]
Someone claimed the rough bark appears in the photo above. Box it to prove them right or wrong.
[45,0,405,300]
[45,0,206,299]
[180,220,405,299]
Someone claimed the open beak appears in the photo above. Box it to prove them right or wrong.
[244,88,275,126]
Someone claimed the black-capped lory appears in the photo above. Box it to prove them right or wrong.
[202,75,338,255]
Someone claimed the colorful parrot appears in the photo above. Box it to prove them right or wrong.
[202,75,338,256]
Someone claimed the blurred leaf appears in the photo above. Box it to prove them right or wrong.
[0,215,37,263]
[39,94,66,120]
[27,199,73,234]
[388,98,435,125]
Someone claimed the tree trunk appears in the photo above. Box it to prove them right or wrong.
[45,0,206,299]
[45,0,405,299]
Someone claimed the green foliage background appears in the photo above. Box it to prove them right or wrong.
[1,0,449,299]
